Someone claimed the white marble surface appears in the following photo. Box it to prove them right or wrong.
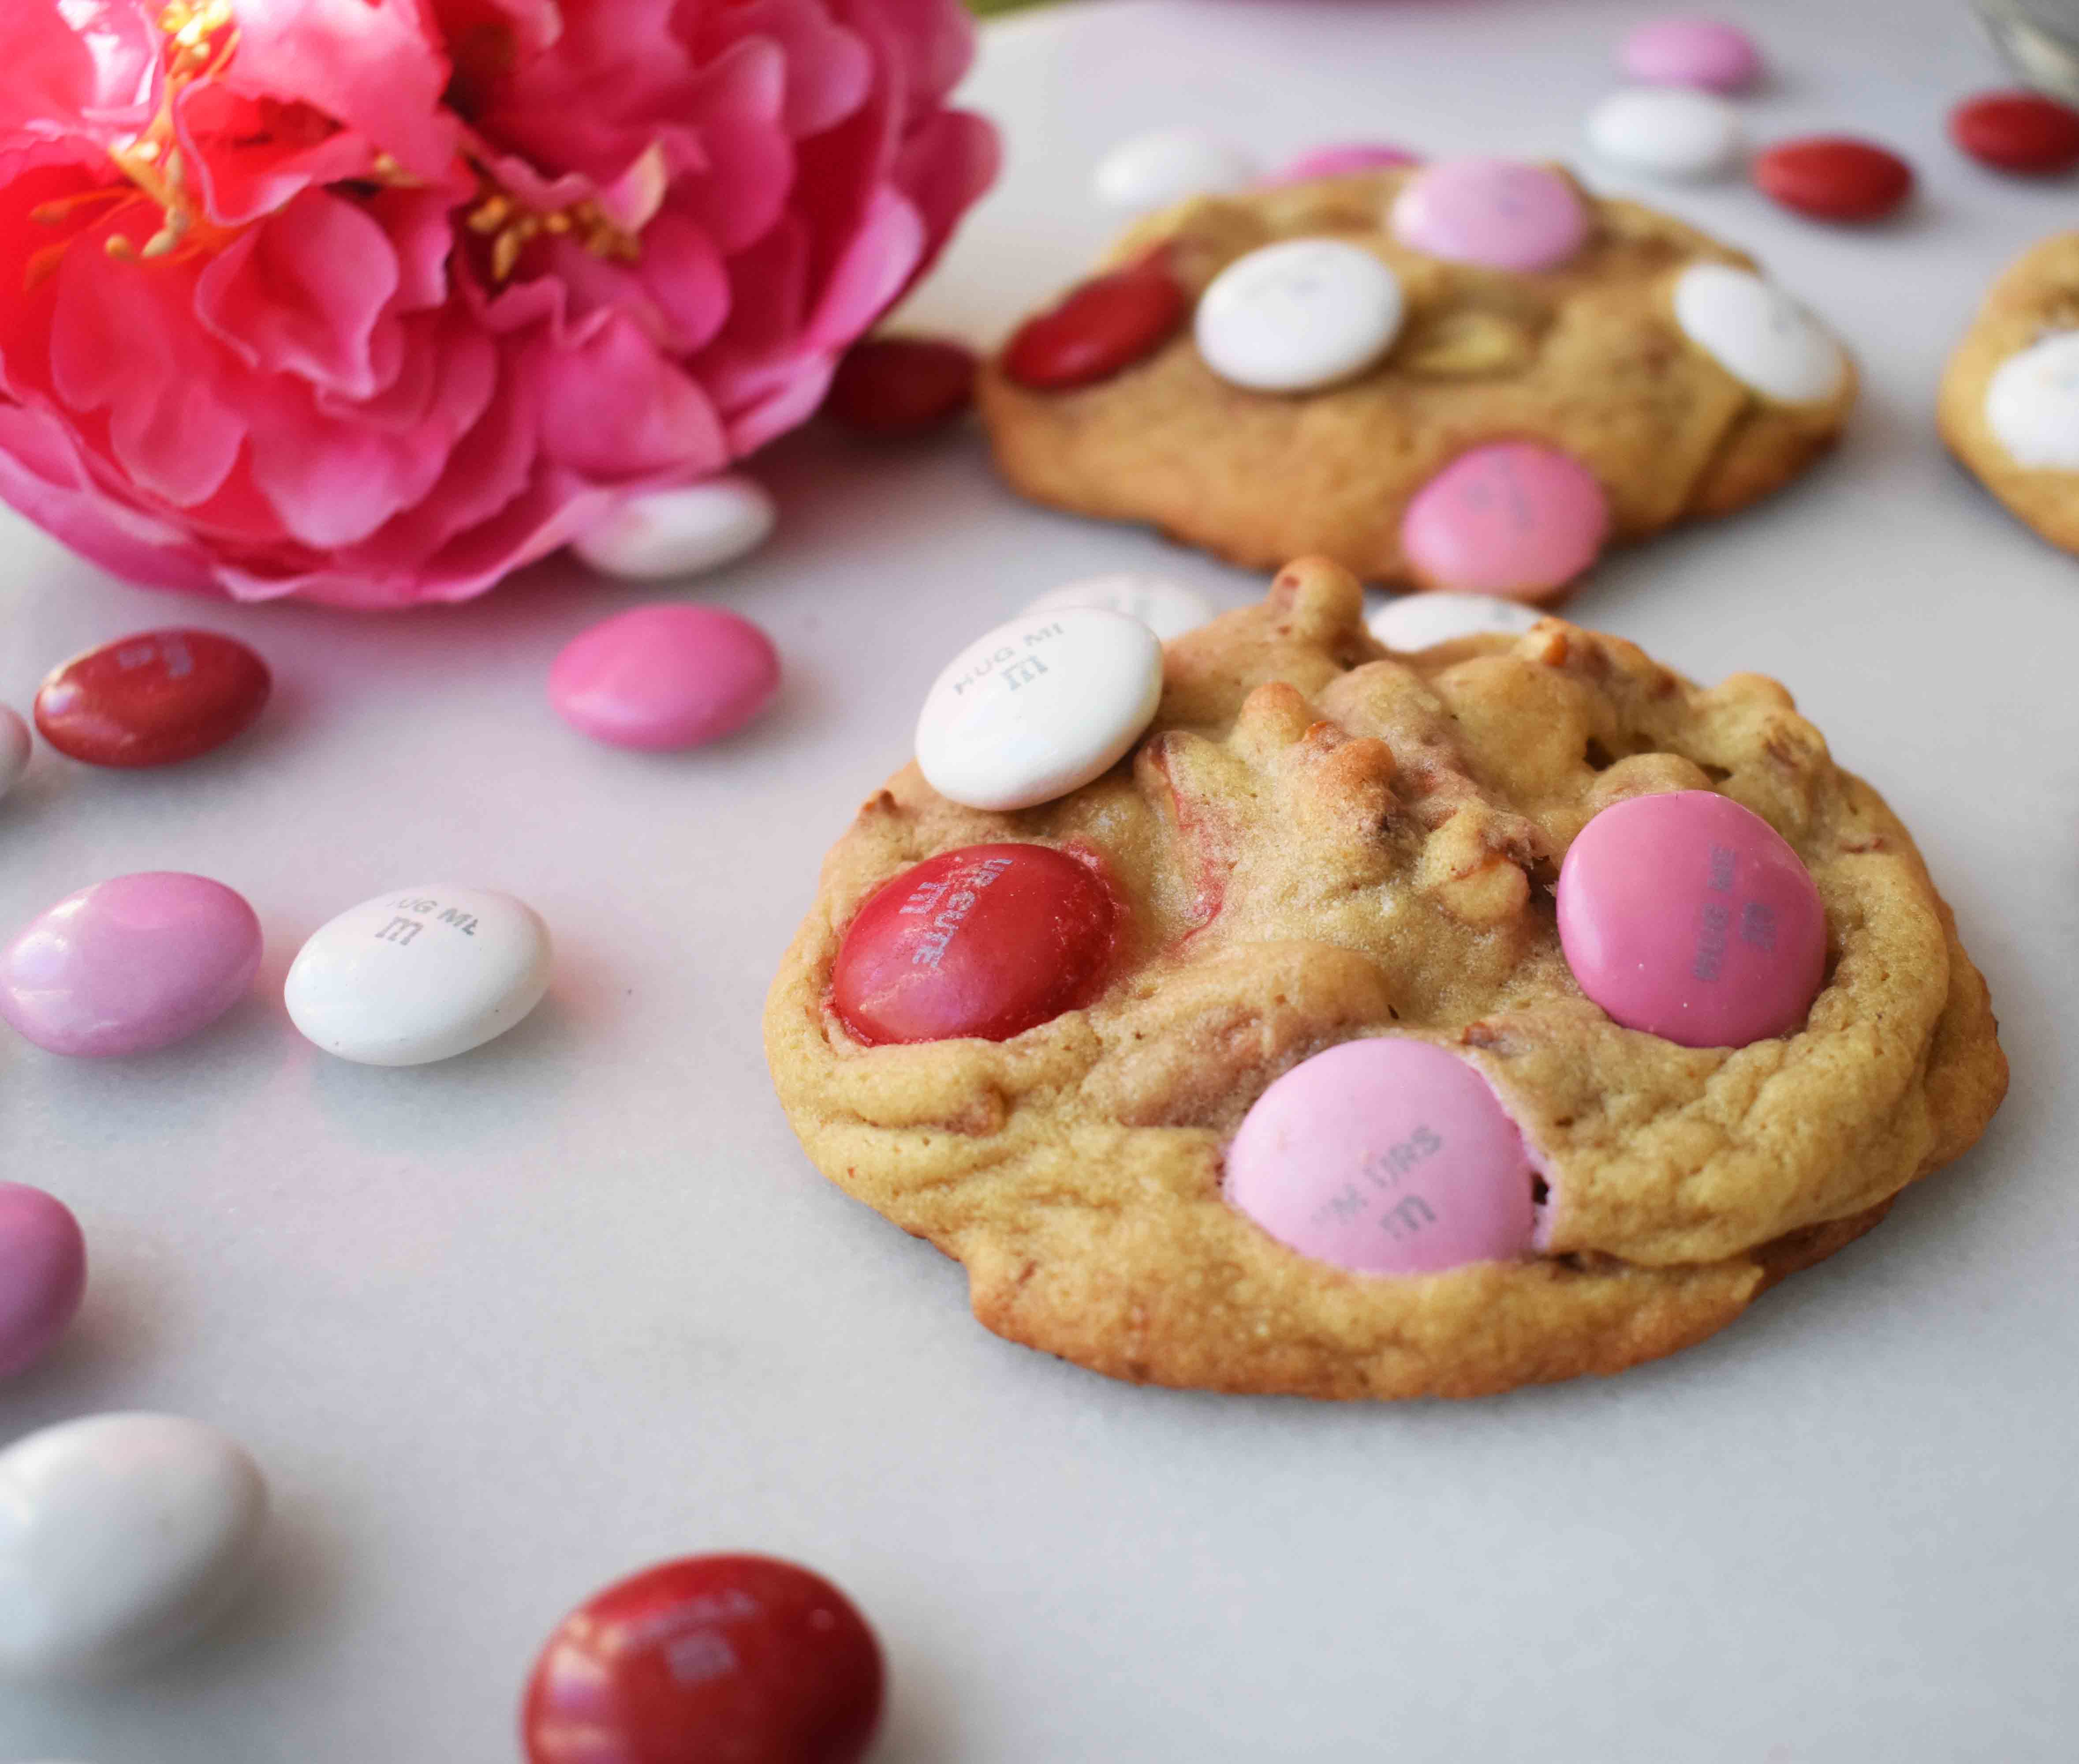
[3,2,2075,1759]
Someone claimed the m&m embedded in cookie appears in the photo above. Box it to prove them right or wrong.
[830,844,1118,1046]
[1389,157,1589,272]
[1195,239,1405,393]
[1557,790,1826,1048]
[914,607,1164,812]
[1224,1038,1542,1276]
[1002,259,1187,391]
[1399,442,1609,599]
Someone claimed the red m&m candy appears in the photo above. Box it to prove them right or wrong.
[1001,258,1187,391]
[34,628,270,768]
[831,843,1120,1045]
[1950,90,2079,176]
[1753,136,1914,221]
[1556,791,1826,1049]
[825,336,978,438]
[523,1555,882,1764]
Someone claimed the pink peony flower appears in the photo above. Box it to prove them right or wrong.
[0,0,997,607]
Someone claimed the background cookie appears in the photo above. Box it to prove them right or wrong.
[766,559,2004,1401]
[978,162,1857,598]
[1940,232,2079,552]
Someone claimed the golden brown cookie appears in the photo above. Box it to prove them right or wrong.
[977,164,1857,594]
[765,560,2005,1400]
[1940,232,2079,553]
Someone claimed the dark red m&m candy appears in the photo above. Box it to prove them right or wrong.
[830,842,1120,1045]
[1753,136,1915,222]
[522,1555,883,1764]
[1001,258,1187,391]
[34,628,270,768]
[1950,90,2079,176]
[825,336,978,438]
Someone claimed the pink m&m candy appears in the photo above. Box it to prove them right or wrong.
[550,604,780,751]
[1618,18,1762,93]
[831,844,1119,1046]
[1558,791,1826,1048]
[1265,142,1422,186]
[0,873,262,1058]
[1225,1038,1541,1276]
[1390,157,1589,272]
[1400,442,1609,600]
[0,1184,86,1379]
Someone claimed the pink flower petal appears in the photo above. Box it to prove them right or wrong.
[224,0,460,181]
[538,310,727,480]
[194,188,402,399]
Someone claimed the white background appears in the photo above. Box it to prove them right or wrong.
[4,2,2076,1759]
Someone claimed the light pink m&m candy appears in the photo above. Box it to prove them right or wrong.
[1390,157,1589,272]
[550,604,780,751]
[1400,442,1609,599]
[0,873,262,1058]
[0,1184,86,1379]
[1265,142,1422,186]
[1558,791,1826,1048]
[1225,1038,1541,1276]
[1618,18,1762,93]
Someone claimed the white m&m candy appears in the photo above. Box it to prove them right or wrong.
[1024,573,1217,642]
[572,477,776,581]
[1369,592,1544,650]
[916,609,1164,812]
[285,886,551,1067]
[1196,239,1405,392]
[0,1414,267,1681]
[1586,87,1743,179]
[1672,264,1845,405]
[1094,127,1258,210]
[1984,333,2079,470]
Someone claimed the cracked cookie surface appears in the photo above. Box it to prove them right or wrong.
[765,559,2004,1399]
[977,167,1856,589]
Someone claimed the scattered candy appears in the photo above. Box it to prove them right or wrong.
[1389,157,1589,272]
[0,1413,267,1682]
[33,630,269,770]
[1983,332,2079,468]
[1368,591,1544,651]
[1001,259,1188,391]
[0,704,28,801]
[0,873,262,1059]
[1399,442,1609,600]
[1024,573,1218,642]
[572,478,776,582]
[1224,1038,1542,1275]
[1194,238,1406,392]
[825,336,978,437]
[0,1185,86,1379]
[1585,87,1744,180]
[1265,142,1421,184]
[284,886,552,1067]
[830,844,1119,1045]
[1617,17,1762,93]
[1753,135,1913,221]
[1094,127,1258,210]
[914,608,1164,812]
[1950,90,2079,176]
[524,1555,884,1764]
[549,605,780,751]
[1671,263,1846,404]
[1557,790,1826,1048]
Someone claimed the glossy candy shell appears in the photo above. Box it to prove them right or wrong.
[523,1555,883,1764]
[1754,137,1913,220]
[1001,261,1187,390]
[34,630,269,769]
[831,844,1120,1045]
